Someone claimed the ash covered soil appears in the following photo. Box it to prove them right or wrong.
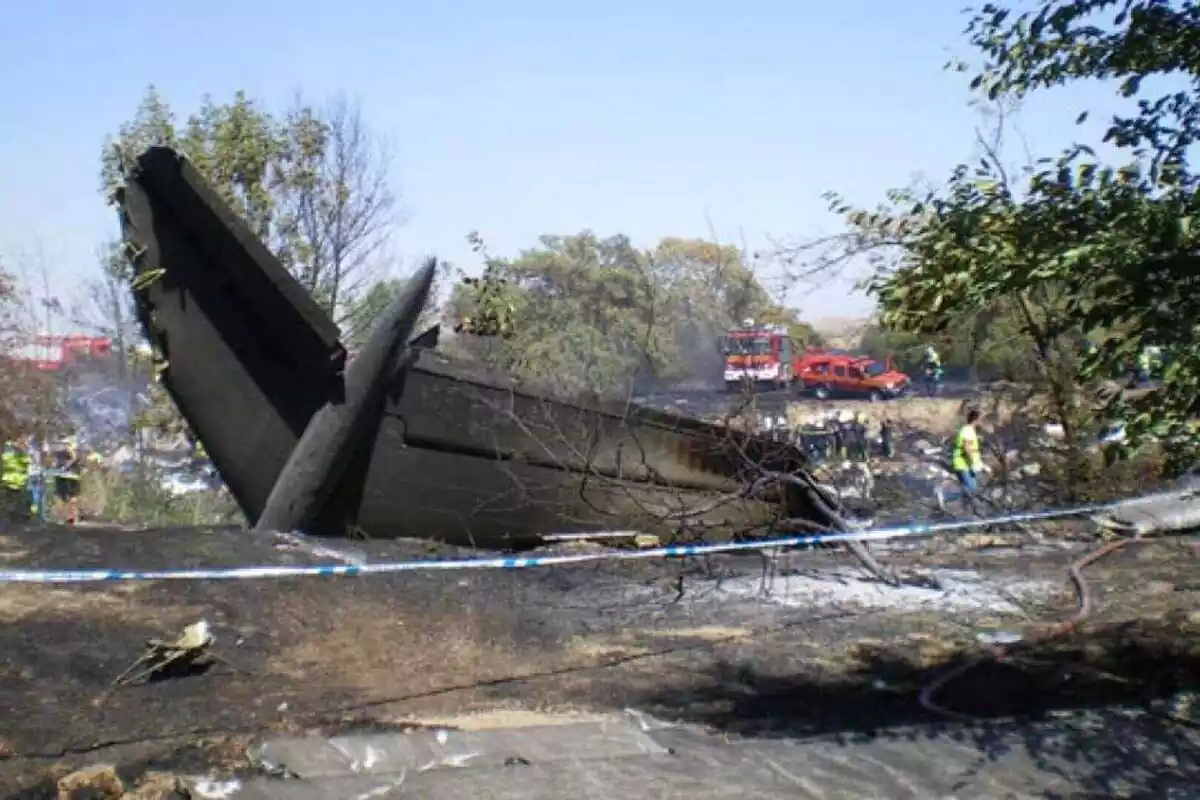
[1,524,1199,797]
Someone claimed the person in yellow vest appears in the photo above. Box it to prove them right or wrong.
[951,408,985,494]
[1,438,32,522]
[923,345,943,395]
[934,408,988,512]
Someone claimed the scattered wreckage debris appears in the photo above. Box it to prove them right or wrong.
[113,146,847,552]
[1091,481,1200,536]
[51,764,239,800]
[55,763,125,799]
[919,526,1167,720]
[99,620,236,703]
[914,486,1200,721]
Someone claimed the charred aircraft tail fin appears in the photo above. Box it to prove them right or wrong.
[115,146,346,521]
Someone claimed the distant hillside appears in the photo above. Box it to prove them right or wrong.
[810,316,871,350]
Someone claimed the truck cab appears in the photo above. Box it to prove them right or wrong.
[721,323,793,391]
[799,354,910,401]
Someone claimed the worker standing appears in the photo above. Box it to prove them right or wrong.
[934,408,986,512]
[26,439,47,523]
[1,438,31,522]
[832,411,849,460]
[923,346,943,396]
[54,437,82,525]
[951,408,985,493]
[880,417,894,459]
[851,411,868,461]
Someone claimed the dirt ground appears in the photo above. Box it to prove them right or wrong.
[820,396,966,436]
[0,524,1198,797]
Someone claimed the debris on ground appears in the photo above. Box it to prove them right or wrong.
[178,776,243,799]
[56,763,124,799]
[714,567,1053,614]
[124,771,183,799]
[633,534,661,549]
[106,619,225,692]
[0,522,1196,797]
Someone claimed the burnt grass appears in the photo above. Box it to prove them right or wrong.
[0,523,1198,796]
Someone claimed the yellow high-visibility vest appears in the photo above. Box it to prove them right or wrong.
[951,424,982,472]
[2,447,30,491]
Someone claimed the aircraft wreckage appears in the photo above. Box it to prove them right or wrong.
[114,146,826,548]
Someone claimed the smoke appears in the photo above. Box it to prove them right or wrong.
[671,315,727,391]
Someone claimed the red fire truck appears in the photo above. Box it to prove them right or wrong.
[721,321,826,391]
[5,334,114,372]
[722,321,910,399]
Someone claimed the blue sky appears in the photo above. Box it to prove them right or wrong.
[0,0,1127,322]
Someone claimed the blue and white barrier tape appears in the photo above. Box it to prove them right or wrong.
[0,492,1178,584]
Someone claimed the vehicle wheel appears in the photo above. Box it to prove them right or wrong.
[814,383,831,401]
[868,390,882,403]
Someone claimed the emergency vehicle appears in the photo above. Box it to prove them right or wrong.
[796,352,910,401]
[721,320,911,399]
[722,321,797,390]
[5,334,114,372]
[721,320,840,392]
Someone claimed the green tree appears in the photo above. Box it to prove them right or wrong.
[274,95,399,316]
[71,242,147,446]
[103,86,398,324]
[448,231,670,395]
[341,263,447,352]
[831,0,1200,476]
[964,0,1200,181]
[448,232,808,395]
[964,0,1200,470]
[0,254,40,442]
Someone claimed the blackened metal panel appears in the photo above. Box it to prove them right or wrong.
[391,351,782,492]
[133,147,345,373]
[117,145,804,545]
[350,415,780,548]
[117,150,340,519]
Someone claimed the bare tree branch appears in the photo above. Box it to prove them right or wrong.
[276,93,401,323]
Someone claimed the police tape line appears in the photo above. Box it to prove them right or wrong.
[0,491,1185,584]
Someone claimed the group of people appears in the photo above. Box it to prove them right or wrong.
[762,410,896,464]
[759,401,989,510]
[0,435,99,524]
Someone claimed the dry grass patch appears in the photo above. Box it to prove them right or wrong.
[568,636,652,660]
[271,602,545,695]
[640,625,754,642]
[0,535,30,562]
[568,625,754,661]
[0,583,156,623]
[405,707,616,730]
[815,391,1059,445]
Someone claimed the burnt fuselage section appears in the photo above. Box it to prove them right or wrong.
[116,147,809,547]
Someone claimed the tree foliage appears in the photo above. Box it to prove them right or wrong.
[102,85,398,325]
[827,0,1200,474]
[0,250,72,445]
[447,232,817,396]
[98,86,406,451]
[965,0,1200,180]
[340,267,448,352]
